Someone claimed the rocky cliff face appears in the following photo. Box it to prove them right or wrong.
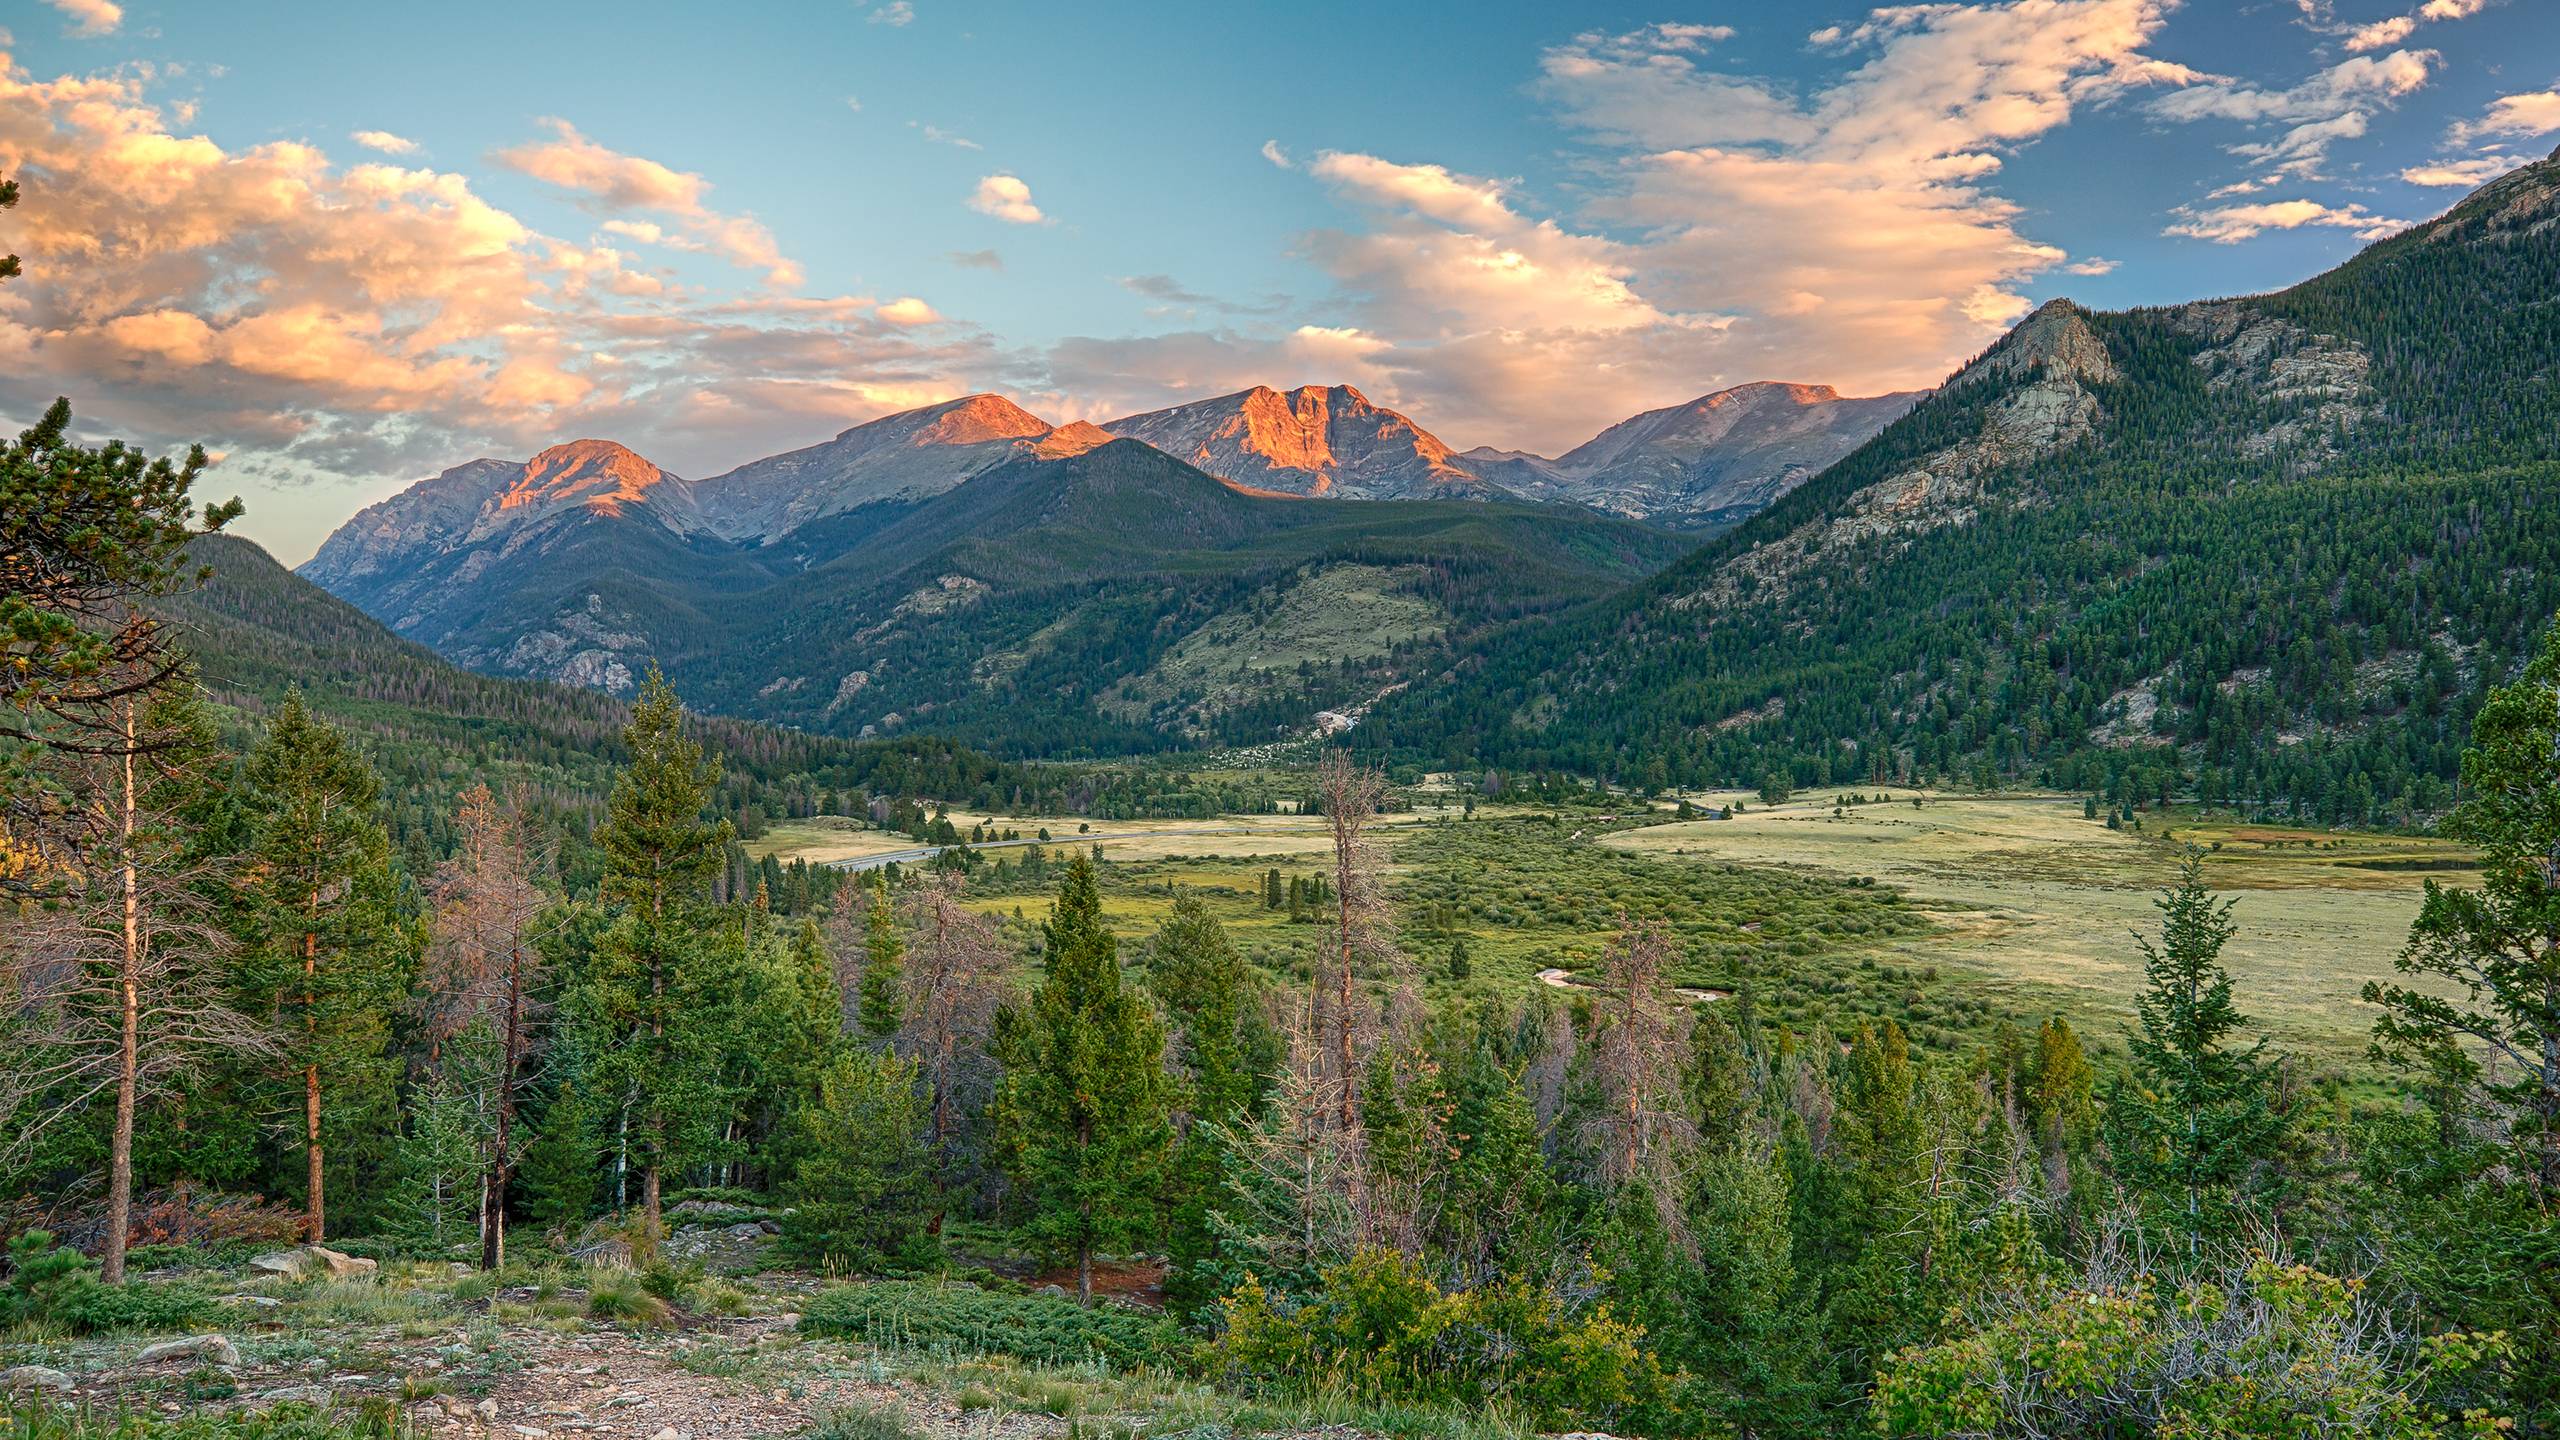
[1101,384,1498,499]
[685,394,1090,541]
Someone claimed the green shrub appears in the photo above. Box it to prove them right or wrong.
[1214,1248,1661,1430]
[808,1400,927,1440]
[3,1402,404,1440]
[798,1281,1188,1370]
[584,1270,672,1326]
[1,1231,213,1335]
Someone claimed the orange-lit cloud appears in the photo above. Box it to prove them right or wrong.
[1067,0,2195,454]
[0,44,984,557]
[41,0,122,37]
[968,174,1045,225]
[493,117,802,286]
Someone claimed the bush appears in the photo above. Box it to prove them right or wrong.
[798,1280,1189,1370]
[808,1400,927,1440]
[1214,1249,1662,1430]
[584,1269,672,1326]
[1,1230,213,1335]
[4,1403,403,1440]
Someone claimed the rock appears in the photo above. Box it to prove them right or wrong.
[256,1385,335,1406]
[1034,1283,1067,1299]
[249,1250,312,1279]
[475,1399,500,1422]
[217,1293,284,1308]
[134,1335,241,1368]
[651,1428,683,1440]
[1,1366,73,1393]
[308,1245,378,1280]
[567,1239,632,1270]
[512,1427,548,1438]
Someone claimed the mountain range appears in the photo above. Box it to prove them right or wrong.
[1377,144,2560,824]
[286,147,2560,813]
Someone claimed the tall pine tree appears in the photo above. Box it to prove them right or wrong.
[238,690,411,1242]
[2108,855,2281,1256]
[577,667,733,1247]
[994,852,1171,1304]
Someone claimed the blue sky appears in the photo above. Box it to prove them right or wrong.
[5,0,2558,560]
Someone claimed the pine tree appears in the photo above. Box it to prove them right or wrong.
[238,690,412,1242]
[578,667,733,1247]
[857,876,905,1044]
[1145,894,1271,1315]
[993,852,1172,1304]
[783,1048,937,1272]
[2368,615,2560,1199]
[2108,854,2280,1255]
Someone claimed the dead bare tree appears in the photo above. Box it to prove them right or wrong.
[1313,752,1390,1134]
[0,683,270,1283]
[1213,1000,1367,1282]
[897,873,1006,1157]
[1581,920,1697,1240]
[419,783,553,1269]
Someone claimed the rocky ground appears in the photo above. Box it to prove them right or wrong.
[0,1223,1384,1440]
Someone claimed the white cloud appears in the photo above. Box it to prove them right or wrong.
[2447,86,2560,144]
[2398,156,2523,186]
[492,117,802,286]
[874,297,943,326]
[917,123,981,150]
[845,95,863,112]
[2066,256,2121,275]
[968,173,1044,225]
[40,0,119,37]
[2151,49,2437,178]
[1260,139,1292,169]
[868,2,914,25]
[2166,197,2400,242]
[350,129,418,155]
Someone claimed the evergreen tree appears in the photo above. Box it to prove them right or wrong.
[857,876,905,1044]
[1145,894,1271,1315]
[2368,615,2560,1198]
[993,852,1172,1303]
[2108,855,2281,1255]
[783,1047,938,1273]
[237,690,412,1242]
[577,667,734,1247]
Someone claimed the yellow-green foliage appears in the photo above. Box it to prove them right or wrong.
[1215,1249,1661,1429]
[1871,1257,2510,1439]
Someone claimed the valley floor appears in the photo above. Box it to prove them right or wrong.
[1604,789,2469,1064]
[748,787,2463,1067]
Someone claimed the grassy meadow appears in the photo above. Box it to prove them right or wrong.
[749,783,2469,1068]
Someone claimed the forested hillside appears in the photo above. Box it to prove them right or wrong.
[160,535,1293,866]
[1373,150,2560,825]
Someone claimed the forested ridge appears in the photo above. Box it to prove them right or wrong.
[1371,151,2560,825]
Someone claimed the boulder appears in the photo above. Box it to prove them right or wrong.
[1,1366,73,1393]
[255,1385,335,1407]
[248,1250,312,1279]
[307,1245,378,1280]
[134,1335,241,1368]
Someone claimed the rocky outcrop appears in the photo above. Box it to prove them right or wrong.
[1102,384,1494,499]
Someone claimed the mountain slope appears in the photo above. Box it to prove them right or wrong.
[668,440,1694,753]
[684,393,1107,542]
[160,534,1093,859]
[1102,384,1502,499]
[1374,148,2560,825]
[1537,382,1924,526]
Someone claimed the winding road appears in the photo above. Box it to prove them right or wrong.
[821,827,1281,872]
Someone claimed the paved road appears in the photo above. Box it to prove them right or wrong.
[821,826,1286,872]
